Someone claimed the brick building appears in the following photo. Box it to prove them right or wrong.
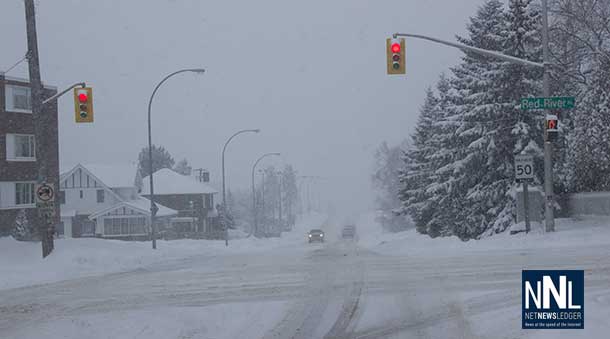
[0,73,60,237]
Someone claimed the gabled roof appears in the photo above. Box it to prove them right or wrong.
[80,163,140,188]
[61,163,140,189]
[141,168,218,195]
[60,163,124,203]
[88,196,177,220]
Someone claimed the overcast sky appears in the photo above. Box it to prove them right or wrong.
[1,0,483,215]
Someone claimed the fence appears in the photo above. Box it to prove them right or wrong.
[565,192,610,216]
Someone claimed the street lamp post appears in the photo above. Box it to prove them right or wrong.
[148,68,205,250]
[277,170,283,229]
[259,170,266,236]
[250,153,281,237]
[221,129,260,245]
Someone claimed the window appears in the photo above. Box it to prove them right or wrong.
[5,134,36,161]
[104,217,146,236]
[59,191,65,204]
[15,183,35,206]
[129,217,146,235]
[15,135,35,158]
[6,85,32,112]
[96,189,105,203]
[205,194,213,209]
[103,219,112,235]
[81,221,95,236]
[80,190,83,199]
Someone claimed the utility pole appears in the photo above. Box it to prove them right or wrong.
[306,178,311,213]
[541,0,555,232]
[24,0,54,258]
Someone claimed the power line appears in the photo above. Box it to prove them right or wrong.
[2,53,28,74]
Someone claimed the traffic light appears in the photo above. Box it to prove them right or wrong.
[546,114,558,141]
[386,38,405,75]
[74,87,93,123]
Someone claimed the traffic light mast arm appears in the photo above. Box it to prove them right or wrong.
[42,82,86,106]
[392,33,544,69]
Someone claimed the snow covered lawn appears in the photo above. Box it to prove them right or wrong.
[357,213,610,256]
[354,213,610,339]
[0,213,326,291]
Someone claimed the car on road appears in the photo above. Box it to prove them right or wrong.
[308,229,325,243]
[342,225,356,240]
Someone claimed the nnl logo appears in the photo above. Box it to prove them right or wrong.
[522,270,584,329]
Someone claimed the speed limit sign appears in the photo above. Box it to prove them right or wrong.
[515,155,534,182]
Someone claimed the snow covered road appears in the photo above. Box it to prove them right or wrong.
[1,216,609,338]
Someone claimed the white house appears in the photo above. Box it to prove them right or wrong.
[59,163,176,240]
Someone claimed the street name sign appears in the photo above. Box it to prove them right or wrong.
[520,97,575,110]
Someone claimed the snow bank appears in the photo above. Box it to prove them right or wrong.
[0,212,327,291]
[357,213,610,257]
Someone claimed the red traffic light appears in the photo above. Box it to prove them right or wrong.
[391,43,401,53]
[78,93,88,103]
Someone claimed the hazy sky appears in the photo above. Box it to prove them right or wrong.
[1,0,483,215]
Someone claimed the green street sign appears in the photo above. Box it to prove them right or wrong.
[520,97,575,110]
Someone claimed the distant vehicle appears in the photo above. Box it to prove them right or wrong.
[342,225,356,239]
[308,229,325,243]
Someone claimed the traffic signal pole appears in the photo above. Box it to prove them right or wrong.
[541,0,555,232]
[42,83,86,105]
[392,33,544,68]
[24,0,55,257]
[394,1,556,232]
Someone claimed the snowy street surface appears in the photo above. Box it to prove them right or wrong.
[1,214,609,338]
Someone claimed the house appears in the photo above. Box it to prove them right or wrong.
[0,74,60,237]
[141,168,219,238]
[59,163,176,240]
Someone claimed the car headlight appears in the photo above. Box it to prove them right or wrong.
[308,234,312,237]
[320,234,324,237]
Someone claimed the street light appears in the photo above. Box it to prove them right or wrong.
[221,129,260,245]
[148,68,205,250]
[250,152,280,237]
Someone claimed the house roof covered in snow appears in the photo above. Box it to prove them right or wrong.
[141,168,218,195]
[61,163,140,189]
[88,196,177,220]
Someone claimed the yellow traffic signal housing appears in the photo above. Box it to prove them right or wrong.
[74,87,94,123]
[386,38,406,75]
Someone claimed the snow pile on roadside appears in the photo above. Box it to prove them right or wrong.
[0,212,326,291]
[357,212,610,256]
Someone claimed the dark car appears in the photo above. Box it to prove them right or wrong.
[342,225,356,239]
[308,229,325,243]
